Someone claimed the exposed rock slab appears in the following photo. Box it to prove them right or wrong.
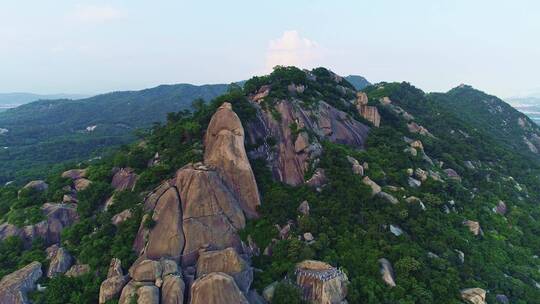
[46,245,73,278]
[190,272,249,304]
[0,261,42,304]
[111,168,139,191]
[196,247,253,292]
[378,258,396,287]
[460,288,486,304]
[204,102,261,218]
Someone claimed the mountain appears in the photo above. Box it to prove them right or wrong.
[0,83,229,184]
[0,93,90,111]
[429,85,540,155]
[506,97,540,125]
[1,67,540,304]
[344,75,371,90]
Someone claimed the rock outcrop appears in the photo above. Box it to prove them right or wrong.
[204,102,261,218]
[362,176,381,195]
[378,258,396,287]
[355,92,380,127]
[460,288,486,304]
[196,247,253,292]
[113,103,260,304]
[62,169,87,180]
[190,272,249,304]
[247,98,369,186]
[21,180,48,192]
[295,260,348,304]
[463,220,483,236]
[46,245,73,277]
[0,261,43,304]
[65,264,90,277]
[111,168,139,191]
[0,203,79,247]
[99,258,129,304]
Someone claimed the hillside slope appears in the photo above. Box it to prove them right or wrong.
[0,83,228,184]
[1,67,540,304]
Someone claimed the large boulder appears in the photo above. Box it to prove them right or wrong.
[144,187,184,261]
[111,168,139,191]
[74,178,92,191]
[0,261,42,304]
[129,259,162,282]
[61,169,87,180]
[190,272,249,304]
[46,245,73,277]
[295,260,348,304]
[175,164,245,261]
[460,288,486,304]
[355,93,380,127]
[362,176,381,195]
[161,274,185,304]
[196,247,253,292]
[0,203,79,247]
[137,285,159,304]
[99,275,129,303]
[65,264,90,277]
[22,180,48,192]
[204,102,261,218]
[463,220,483,236]
[378,258,396,287]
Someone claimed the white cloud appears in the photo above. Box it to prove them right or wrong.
[70,5,125,24]
[265,30,322,72]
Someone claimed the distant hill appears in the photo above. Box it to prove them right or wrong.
[429,85,540,155]
[345,75,371,90]
[0,83,229,183]
[0,93,90,110]
[506,97,540,125]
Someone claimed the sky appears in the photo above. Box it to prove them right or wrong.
[1,0,539,98]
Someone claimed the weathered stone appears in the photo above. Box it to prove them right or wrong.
[463,220,483,236]
[377,191,399,204]
[22,180,48,192]
[129,259,162,282]
[175,164,245,260]
[190,272,249,304]
[303,232,314,242]
[162,274,185,304]
[204,102,261,218]
[145,186,184,261]
[65,264,90,277]
[298,200,310,216]
[460,288,486,304]
[389,225,403,236]
[410,140,423,150]
[62,193,78,204]
[99,275,129,304]
[111,209,133,226]
[108,258,123,278]
[295,260,348,304]
[444,168,461,181]
[346,156,364,175]
[494,200,507,215]
[196,247,253,292]
[408,177,422,188]
[414,168,428,182]
[46,245,73,278]
[362,176,381,195]
[262,281,278,302]
[277,223,291,240]
[294,132,311,153]
[111,168,139,191]
[378,258,396,287]
[62,169,87,180]
[407,122,433,137]
[0,261,42,304]
[305,168,328,188]
[74,178,92,191]
[247,99,368,186]
[137,285,159,304]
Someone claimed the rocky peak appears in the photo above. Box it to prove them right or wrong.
[204,102,261,218]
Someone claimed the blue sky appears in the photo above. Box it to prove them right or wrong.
[1,0,539,97]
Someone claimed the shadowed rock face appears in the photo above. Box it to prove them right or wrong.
[248,99,369,186]
[204,102,260,218]
[0,261,42,304]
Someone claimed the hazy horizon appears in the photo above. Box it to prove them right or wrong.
[1,0,539,98]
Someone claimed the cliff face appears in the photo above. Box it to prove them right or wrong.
[113,102,260,303]
[247,98,369,186]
